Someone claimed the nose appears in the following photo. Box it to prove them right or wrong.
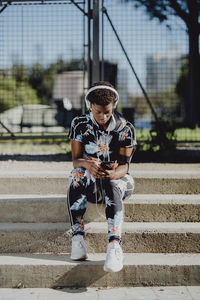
[100,114,107,120]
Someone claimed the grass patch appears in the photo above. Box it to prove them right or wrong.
[136,127,200,142]
[175,127,200,141]
[0,127,199,155]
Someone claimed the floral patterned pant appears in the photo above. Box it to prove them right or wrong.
[66,167,134,243]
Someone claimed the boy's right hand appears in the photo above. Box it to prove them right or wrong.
[86,157,107,178]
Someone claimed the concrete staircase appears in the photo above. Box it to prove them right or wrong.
[0,163,200,288]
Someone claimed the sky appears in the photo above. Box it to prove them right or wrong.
[0,0,189,96]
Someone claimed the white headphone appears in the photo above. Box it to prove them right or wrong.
[85,85,119,110]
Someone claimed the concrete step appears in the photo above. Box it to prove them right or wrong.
[0,170,200,194]
[1,287,200,300]
[0,194,200,223]
[0,253,199,288]
[0,222,200,253]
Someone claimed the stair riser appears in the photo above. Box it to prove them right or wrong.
[0,199,69,223]
[0,178,200,194]
[0,231,200,253]
[124,204,200,222]
[0,200,200,223]
[0,264,199,288]
[135,178,200,194]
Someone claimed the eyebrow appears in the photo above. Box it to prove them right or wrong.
[94,108,110,113]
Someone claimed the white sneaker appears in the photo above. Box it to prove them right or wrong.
[103,242,123,272]
[70,235,87,261]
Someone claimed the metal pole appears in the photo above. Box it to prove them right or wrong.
[82,0,86,114]
[87,0,92,87]
[92,0,100,83]
[103,7,158,121]
[101,0,104,81]
[0,121,15,137]
[0,3,8,14]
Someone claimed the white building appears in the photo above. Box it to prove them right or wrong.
[117,68,129,107]
[146,51,183,94]
[53,71,87,109]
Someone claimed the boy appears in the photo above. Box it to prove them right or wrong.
[67,81,136,272]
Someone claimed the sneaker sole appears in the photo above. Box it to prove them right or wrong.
[103,265,123,273]
[70,255,88,261]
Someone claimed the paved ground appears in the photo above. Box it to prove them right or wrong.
[0,161,200,172]
[0,161,199,299]
[0,286,200,300]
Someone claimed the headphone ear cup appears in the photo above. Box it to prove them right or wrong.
[114,99,118,108]
[85,98,91,110]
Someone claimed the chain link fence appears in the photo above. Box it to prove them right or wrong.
[102,0,199,143]
[0,0,86,136]
[0,0,199,144]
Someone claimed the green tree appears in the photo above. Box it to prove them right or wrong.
[0,75,39,113]
[122,0,200,128]
[12,64,28,84]
[27,63,51,105]
[27,58,84,105]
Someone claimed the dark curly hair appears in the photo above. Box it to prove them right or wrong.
[87,81,116,106]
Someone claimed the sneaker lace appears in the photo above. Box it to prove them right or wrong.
[116,247,122,260]
[73,236,84,248]
[79,241,84,248]
[107,244,122,261]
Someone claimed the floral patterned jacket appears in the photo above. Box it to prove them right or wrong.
[69,111,137,164]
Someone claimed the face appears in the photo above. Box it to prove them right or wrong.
[91,102,114,126]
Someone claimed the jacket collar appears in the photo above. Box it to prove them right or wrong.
[89,111,126,132]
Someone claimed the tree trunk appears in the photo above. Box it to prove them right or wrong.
[186,14,200,128]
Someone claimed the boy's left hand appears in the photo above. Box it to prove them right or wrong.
[100,161,118,180]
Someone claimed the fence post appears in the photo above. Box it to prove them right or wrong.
[87,0,92,87]
[92,0,100,83]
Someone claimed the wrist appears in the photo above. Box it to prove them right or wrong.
[73,158,89,169]
[83,159,91,170]
[112,169,117,180]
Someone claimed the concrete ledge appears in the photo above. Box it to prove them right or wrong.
[1,170,200,178]
[1,287,200,300]
[88,194,200,222]
[0,170,200,195]
[0,194,200,223]
[0,253,199,288]
[124,194,200,222]
[0,195,69,223]
[0,222,200,253]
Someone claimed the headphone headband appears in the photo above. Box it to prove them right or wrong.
[85,85,119,110]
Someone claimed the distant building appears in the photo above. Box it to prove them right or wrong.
[100,61,118,88]
[146,52,183,94]
[53,71,87,127]
[53,70,87,110]
[117,68,129,107]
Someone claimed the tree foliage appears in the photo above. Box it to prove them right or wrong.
[150,117,177,151]
[122,0,200,27]
[122,0,200,127]
[0,75,39,113]
[27,58,84,105]
[0,58,84,112]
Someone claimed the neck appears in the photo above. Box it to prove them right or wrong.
[102,124,109,131]
[90,111,115,131]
